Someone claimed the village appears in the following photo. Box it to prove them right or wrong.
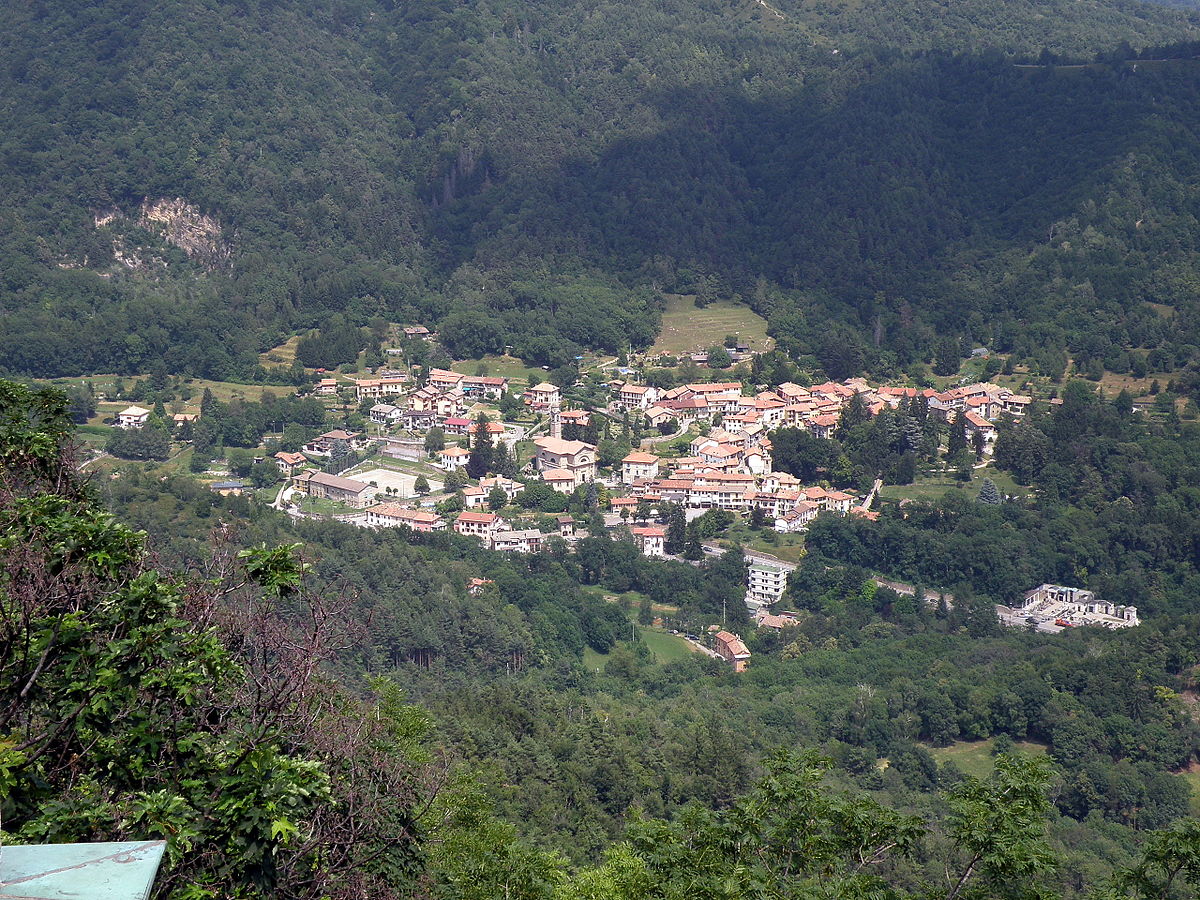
[98,318,1138,669]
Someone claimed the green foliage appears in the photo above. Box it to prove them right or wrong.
[0,381,428,897]
[105,422,171,460]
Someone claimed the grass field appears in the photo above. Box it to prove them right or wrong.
[924,739,1048,778]
[259,335,301,366]
[48,376,296,412]
[344,466,442,498]
[451,355,541,383]
[650,295,771,356]
[582,625,696,671]
[879,465,1029,505]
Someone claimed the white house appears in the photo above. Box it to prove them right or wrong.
[621,451,661,485]
[116,406,151,429]
[630,525,666,557]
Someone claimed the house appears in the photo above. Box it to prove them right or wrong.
[643,406,677,429]
[617,383,659,411]
[402,407,437,431]
[533,436,597,487]
[365,504,446,532]
[560,409,591,428]
[525,382,562,411]
[273,451,307,475]
[754,608,799,629]
[209,480,246,496]
[116,406,151,429]
[713,631,751,673]
[808,414,839,439]
[354,377,409,402]
[302,430,367,456]
[313,378,339,396]
[467,577,494,595]
[1015,584,1139,629]
[746,560,789,610]
[481,475,523,501]
[171,413,199,426]
[963,412,997,455]
[370,404,404,426]
[464,476,524,509]
[490,529,545,553]
[467,420,505,439]
[438,446,471,471]
[454,511,502,540]
[403,325,432,340]
[542,469,579,493]
[630,525,666,557]
[302,471,377,507]
[775,501,821,533]
[461,375,509,399]
[557,515,577,539]
[427,369,466,392]
[621,451,661,485]
[442,417,472,436]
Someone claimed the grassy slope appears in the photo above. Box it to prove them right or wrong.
[650,295,771,357]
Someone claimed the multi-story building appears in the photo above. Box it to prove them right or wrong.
[746,559,790,611]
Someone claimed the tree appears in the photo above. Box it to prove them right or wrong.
[707,345,733,369]
[977,478,1001,504]
[250,458,282,488]
[944,755,1056,900]
[487,486,508,510]
[0,380,432,897]
[491,442,518,477]
[414,474,431,495]
[468,413,494,478]
[946,412,967,458]
[665,504,687,554]
[425,427,446,455]
[935,337,962,376]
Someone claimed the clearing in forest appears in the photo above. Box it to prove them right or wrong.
[650,295,771,357]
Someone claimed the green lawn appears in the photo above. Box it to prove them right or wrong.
[639,627,693,662]
[925,739,1048,779]
[880,465,1030,504]
[451,355,541,383]
[650,294,771,356]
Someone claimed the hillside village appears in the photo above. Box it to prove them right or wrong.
[87,320,1138,665]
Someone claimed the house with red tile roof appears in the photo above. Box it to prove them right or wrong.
[630,525,666,557]
[713,631,751,672]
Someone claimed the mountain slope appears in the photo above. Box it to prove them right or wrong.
[2,0,1200,383]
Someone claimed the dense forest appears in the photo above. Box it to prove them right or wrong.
[13,0,1200,895]
[4,0,1200,390]
[4,379,1200,896]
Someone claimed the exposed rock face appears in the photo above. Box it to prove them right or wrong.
[138,197,232,270]
[91,198,232,274]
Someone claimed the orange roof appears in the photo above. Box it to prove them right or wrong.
[456,511,499,524]
[631,526,666,537]
[622,451,660,464]
[714,630,751,657]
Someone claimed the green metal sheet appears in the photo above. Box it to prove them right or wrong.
[0,841,166,900]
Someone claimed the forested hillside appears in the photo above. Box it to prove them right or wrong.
[4,0,1200,389]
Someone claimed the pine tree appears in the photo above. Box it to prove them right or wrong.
[978,478,1001,504]
[947,412,967,457]
[666,504,687,553]
[467,413,494,479]
[414,474,430,494]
